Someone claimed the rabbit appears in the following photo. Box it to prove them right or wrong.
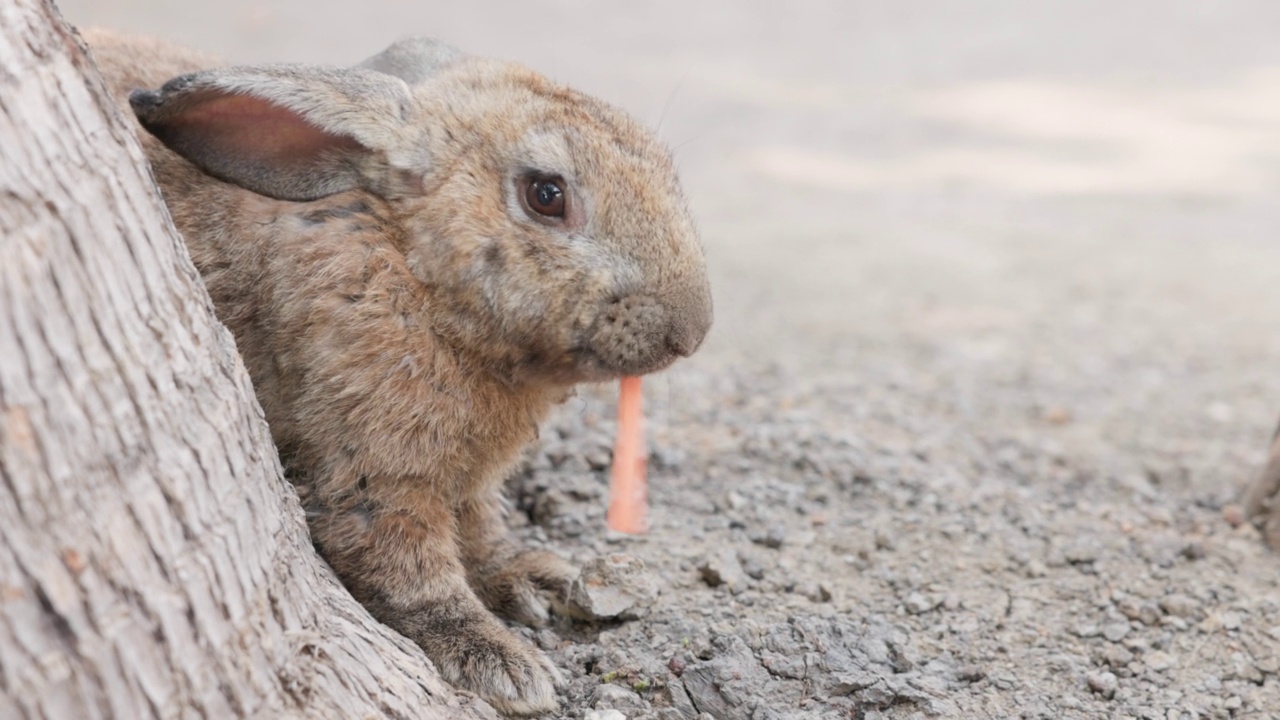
[84,29,712,716]
[1244,419,1280,550]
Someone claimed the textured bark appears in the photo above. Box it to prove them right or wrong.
[0,1,495,718]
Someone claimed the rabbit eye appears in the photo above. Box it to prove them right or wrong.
[521,175,567,220]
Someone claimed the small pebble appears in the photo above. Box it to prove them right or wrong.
[762,524,787,549]
[1100,646,1134,667]
[668,656,686,677]
[1087,671,1118,699]
[1103,622,1131,642]
[593,684,644,712]
[1158,594,1199,618]
[1144,651,1175,672]
[1180,541,1205,560]
[905,592,939,615]
[1045,406,1073,424]
[1222,504,1246,528]
[1117,598,1162,626]
[1072,624,1101,638]
[697,548,747,590]
[562,555,659,621]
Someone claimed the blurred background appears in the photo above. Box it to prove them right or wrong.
[60,0,1280,491]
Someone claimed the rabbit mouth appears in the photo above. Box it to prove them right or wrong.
[569,344,682,381]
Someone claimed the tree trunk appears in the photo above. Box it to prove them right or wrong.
[0,1,494,717]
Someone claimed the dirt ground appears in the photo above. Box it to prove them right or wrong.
[59,1,1280,717]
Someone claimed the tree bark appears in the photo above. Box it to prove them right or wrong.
[0,1,494,717]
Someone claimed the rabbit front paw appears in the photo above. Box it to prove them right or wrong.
[392,597,563,716]
[470,549,576,628]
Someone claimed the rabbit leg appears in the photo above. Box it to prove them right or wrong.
[458,494,576,628]
[1244,419,1280,550]
[312,497,562,716]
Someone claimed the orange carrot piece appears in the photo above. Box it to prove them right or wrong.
[607,375,647,533]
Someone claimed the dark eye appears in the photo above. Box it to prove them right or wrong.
[521,175,567,219]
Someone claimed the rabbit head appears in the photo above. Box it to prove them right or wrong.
[129,38,712,385]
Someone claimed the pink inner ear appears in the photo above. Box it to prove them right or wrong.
[171,92,363,167]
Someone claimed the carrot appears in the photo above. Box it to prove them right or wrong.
[607,375,647,533]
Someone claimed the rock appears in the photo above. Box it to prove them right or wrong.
[762,524,787,549]
[667,656,687,677]
[904,592,939,615]
[1222,504,1246,527]
[680,635,770,718]
[585,711,628,720]
[651,446,686,472]
[1099,645,1134,668]
[1117,598,1162,626]
[592,683,645,712]
[830,670,881,694]
[698,548,748,590]
[738,550,768,581]
[1227,652,1264,683]
[1180,541,1206,560]
[1103,622,1131,642]
[1072,624,1101,638]
[585,449,612,472]
[988,671,1017,690]
[562,555,659,621]
[664,681,698,719]
[1063,538,1101,564]
[1144,651,1175,672]
[1158,594,1200,619]
[794,580,832,603]
[1087,671,1118,699]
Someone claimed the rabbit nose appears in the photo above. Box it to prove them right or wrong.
[587,295,666,371]
[665,306,710,358]
[665,320,706,353]
[663,277,713,358]
[587,286,711,375]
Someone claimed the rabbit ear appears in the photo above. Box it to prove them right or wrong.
[356,37,465,86]
[130,65,416,201]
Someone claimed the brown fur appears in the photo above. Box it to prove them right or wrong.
[85,29,711,715]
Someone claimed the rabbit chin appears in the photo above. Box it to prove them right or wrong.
[570,346,684,383]
[498,344,676,387]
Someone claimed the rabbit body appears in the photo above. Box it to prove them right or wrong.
[1245,420,1280,549]
[86,29,711,715]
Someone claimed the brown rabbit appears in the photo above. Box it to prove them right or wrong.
[85,29,712,715]
[1245,420,1280,550]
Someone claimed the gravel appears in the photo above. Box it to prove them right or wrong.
[505,367,1280,719]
